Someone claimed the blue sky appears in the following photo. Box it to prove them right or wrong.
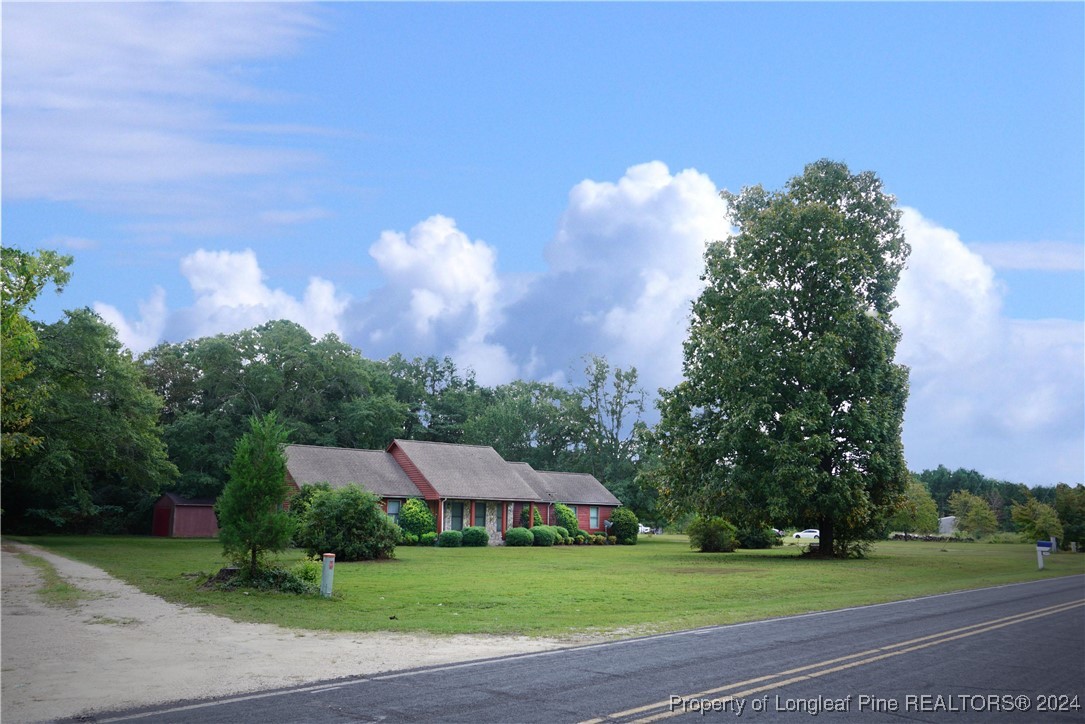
[3,2,1082,486]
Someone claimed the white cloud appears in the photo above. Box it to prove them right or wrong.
[491,162,729,391]
[894,209,1084,484]
[95,287,168,353]
[349,164,729,390]
[2,3,324,227]
[347,215,516,384]
[968,241,1084,272]
[895,207,1002,373]
[368,215,502,337]
[96,249,349,353]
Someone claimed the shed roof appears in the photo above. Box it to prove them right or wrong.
[390,439,538,501]
[285,444,422,498]
[531,470,622,507]
[156,492,216,507]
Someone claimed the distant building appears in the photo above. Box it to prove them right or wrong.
[151,493,218,538]
[939,516,958,536]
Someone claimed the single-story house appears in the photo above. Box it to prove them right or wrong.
[284,439,621,544]
[151,493,219,538]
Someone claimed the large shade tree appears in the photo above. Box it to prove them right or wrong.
[3,309,177,532]
[1,246,72,461]
[654,160,911,557]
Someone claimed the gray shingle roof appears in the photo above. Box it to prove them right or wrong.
[531,470,622,506]
[391,439,539,501]
[285,444,422,498]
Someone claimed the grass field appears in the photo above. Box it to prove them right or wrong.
[10,535,1084,638]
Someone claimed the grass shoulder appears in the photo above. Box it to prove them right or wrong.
[10,534,1083,639]
[7,545,100,609]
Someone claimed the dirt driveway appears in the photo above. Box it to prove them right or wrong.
[1,542,570,723]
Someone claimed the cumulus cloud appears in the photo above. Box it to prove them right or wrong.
[492,162,729,391]
[348,163,728,391]
[347,215,518,384]
[894,209,1084,484]
[95,287,168,354]
[96,249,349,353]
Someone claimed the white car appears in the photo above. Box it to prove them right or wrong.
[638,524,653,534]
[793,529,820,539]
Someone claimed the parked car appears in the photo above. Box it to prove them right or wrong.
[772,528,784,537]
[638,524,653,534]
[793,529,820,539]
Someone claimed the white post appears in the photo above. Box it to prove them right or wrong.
[1037,547,1044,570]
[1050,536,1057,554]
[320,553,335,598]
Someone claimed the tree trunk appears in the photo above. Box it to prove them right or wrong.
[819,516,835,557]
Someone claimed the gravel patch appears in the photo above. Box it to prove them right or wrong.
[1,542,574,723]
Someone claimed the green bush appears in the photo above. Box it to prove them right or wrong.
[575,533,587,545]
[607,536,617,545]
[687,515,738,552]
[437,530,463,547]
[288,482,332,529]
[736,526,781,549]
[399,498,437,538]
[555,526,569,540]
[420,531,437,546]
[520,506,544,527]
[217,565,318,595]
[400,532,419,546]
[462,526,490,546]
[505,527,533,546]
[531,527,556,547]
[608,507,640,545]
[296,484,398,561]
[555,503,579,534]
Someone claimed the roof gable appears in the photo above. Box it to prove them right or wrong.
[391,439,538,501]
[531,470,622,507]
[284,444,422,499]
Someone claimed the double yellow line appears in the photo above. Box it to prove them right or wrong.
[582,598,1085,724]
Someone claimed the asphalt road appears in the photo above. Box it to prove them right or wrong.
[86,575,1084,724]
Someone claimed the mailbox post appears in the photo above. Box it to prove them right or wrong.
[321,553,335,598]
[1036,540,1052,570]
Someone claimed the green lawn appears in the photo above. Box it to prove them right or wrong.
[9,535,1083,638]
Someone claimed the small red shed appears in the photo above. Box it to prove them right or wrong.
[151,493,219,538]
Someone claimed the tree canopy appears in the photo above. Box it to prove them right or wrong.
[2,309,177,532]
[654,160,911,557]
[1,246,73,461]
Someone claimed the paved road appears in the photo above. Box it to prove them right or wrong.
[86,576,1084,724]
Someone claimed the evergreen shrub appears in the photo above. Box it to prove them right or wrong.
[437,530,463,547]
[687,515,738,552]
[462,526,490,546]
[608,507,640,545]
[505,527,533,546]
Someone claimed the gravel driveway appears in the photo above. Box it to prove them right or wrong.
[1,542,569,723]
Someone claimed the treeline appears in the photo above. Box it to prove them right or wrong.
[141,319,652,508]
[2,249,655,533]
[2,246,1080,543]
[916,465,1054,530]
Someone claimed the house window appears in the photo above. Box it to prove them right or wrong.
[449,501,464,531]
[386,499,403,524]
[590,506,600,529]
[474,502,487,528]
